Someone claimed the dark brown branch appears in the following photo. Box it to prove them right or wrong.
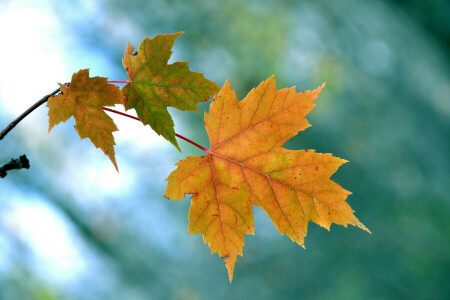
[0,154,30,178]
[0,87,61,141]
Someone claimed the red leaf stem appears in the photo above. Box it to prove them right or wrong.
[107,80,130,83]
[174,133,209,153]
[102,107,209,153]
[102,106,140,121]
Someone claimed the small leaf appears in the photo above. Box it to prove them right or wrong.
[122,32,220,150]
[165,76,369,282]
[47,69,122,171]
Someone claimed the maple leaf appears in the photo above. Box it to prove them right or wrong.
[47,69,122,171]
[165,76,370,282]
[121,32,220,150]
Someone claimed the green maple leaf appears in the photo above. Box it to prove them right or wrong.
[121,32,220,150]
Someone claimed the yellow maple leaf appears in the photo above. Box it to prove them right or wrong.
[165,76,370,282]
[47,69,122,171]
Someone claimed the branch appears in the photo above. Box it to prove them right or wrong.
[0,87,61,141]
[0,155,30,178]
[0,87,209,153]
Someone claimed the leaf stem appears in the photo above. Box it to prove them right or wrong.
[0,85,208,154]
[101,107,209,153]
[174,133,209,153]
[0,87,61,141]
[107,80,130,83]
[102,106,140,121]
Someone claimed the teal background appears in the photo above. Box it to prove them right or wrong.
[0,0,449,299]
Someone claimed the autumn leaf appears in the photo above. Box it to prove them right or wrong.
[47,69,122,171]
[165,76,370,282]
[122,32,220,150]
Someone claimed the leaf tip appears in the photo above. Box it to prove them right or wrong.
[172,139,182,152]
[225,255,236,283]
[125,43,135,55]
[316,82,326,93]
[48,123,54,133]
[223,78,231,87]
[357,221,371,234]
[113,161,119,173]
[296,238,306,249]
[340,158,350,164]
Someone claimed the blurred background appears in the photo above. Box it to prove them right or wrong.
[0,0,449,299]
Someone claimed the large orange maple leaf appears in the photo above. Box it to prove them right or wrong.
[165,76,369,282]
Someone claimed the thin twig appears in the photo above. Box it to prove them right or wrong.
[0,154,30,178]
[0,87,61,141]
[0,86,208,153]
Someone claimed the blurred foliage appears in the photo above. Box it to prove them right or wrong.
[0,0,449,299]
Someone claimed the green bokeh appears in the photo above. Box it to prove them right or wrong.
[0,0,449,299]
